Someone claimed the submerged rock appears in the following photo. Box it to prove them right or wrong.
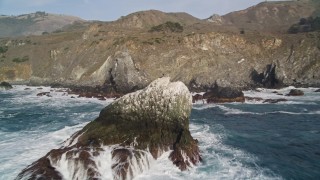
[263,98,288,103]
[36,92,51,97]
[0,81,13,90]
[286,89,304,96]
[17,77,201,179]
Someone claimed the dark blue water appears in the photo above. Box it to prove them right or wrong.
[1,86,319,179]
[191,99,320,179]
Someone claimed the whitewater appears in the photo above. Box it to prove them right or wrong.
[1,86,319,179]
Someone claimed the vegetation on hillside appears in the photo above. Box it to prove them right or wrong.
[288,16,320,33]
[12,56,29,63]
[149,21,183,33]
[0,46,8,53]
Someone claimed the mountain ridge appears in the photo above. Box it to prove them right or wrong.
[0,11,84,37]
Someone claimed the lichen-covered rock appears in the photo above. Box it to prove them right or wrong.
[17,77,201,180]
[0,81,13,90]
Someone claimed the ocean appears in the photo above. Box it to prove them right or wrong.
[0,86,319,180]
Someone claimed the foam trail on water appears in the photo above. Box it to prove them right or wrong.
[48,145,155,180]
[134,123,282,180]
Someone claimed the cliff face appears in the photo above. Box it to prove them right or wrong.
[0,2,319,91]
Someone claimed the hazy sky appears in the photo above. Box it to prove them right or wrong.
[0,0,272,21]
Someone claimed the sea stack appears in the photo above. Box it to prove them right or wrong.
[17,77,201,180]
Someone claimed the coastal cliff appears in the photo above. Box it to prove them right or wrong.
[0,0,319,92]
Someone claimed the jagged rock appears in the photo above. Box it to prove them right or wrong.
[251,63,284,89]
[17,77,201,180]
[286,89,304,96]
[203,84,245,103]
[207,14,224,24]
[0,81,13,90]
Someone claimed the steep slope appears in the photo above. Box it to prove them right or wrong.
[1,21,319,91]
[0,11,84,37]
[0,7,319,92]
[220,0,320,33]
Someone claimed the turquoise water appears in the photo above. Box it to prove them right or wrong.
[0,86,319,179]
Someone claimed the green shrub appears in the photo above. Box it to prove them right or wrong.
[0,46,8,53]
[12,55,29,63]
[149,21,183,33]
[288,16,320,34]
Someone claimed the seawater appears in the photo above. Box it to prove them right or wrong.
[0,86,319,180]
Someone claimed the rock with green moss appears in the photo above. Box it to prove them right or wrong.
[17,77,201,180]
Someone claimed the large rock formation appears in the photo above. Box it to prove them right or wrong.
[17,77,201,180]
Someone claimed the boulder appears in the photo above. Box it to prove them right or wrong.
[315,89,320,92]
[203,85,245,103]
[17,77,201,180]
[0,81,13,90]
[286,89,304,96]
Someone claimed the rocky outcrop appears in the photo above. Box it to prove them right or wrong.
[287,89,304,96]
[251,63,284,89]
[203,84,245,103]
[0,81,12,90]
[17,77,201,180]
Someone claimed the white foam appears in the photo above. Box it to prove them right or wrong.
[244,87,320,105]
[135,123,281,180]
[0,85,113,179]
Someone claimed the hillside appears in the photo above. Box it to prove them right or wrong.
[0,1,319,92]
[0,11,84,37]
[111,10,201,29]
[212,0,320,33]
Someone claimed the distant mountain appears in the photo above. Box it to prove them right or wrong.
[208,0,320,33]
[111,10,201,29]
[0,11,84,37]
